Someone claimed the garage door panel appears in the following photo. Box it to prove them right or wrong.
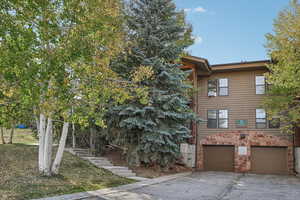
[251,147,287,175]
[204,145,234,172]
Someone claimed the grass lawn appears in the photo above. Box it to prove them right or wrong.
[0,130,135,200]
[0,128,38,145]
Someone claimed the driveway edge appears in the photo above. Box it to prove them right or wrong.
[32,172,192,200]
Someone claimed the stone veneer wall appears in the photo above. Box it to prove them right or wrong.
[196,131,294,174]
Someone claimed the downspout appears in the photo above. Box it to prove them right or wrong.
[293,130,296,175]
[294,126,298,175]
[193,66,199,169]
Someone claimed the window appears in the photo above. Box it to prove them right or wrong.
[207,110,217,128]
[207,109,228,128]
[256,75,265,94]
[256,109,280,129]
[218,79,228,96]
[256,109,267,128]
[219,110,229,128]
[208,80,217,97]
[269,117,280,128]
[208,78,228,96]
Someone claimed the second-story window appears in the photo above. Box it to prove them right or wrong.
[218,78,228,96]
[208,80,217,96]
[207,109,228,128]
[256,109,267,128]
[256,75,265,94]
[208,78,228,96]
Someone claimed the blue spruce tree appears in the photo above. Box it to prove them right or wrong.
[108,0,199,167]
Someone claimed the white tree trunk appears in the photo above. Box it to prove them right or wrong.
[72,123,76,149]
[38,114,46,172]
[35,116,40,137]
[51,122,69,175]
[1,127,6,144]
[43,118,53,176]
[8,127,15,144]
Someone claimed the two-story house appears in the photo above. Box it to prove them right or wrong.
[182,56,296,175]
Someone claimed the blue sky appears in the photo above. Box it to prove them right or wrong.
[174,0,289,64]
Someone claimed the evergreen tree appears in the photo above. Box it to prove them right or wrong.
[108,0,200,167]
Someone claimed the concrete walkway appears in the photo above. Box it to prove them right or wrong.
[65,148,149,181]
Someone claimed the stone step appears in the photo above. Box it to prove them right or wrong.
[75,152,92,155]
[95,164,114,167]
[90,159,111,163]
[83,157,108,161]
[73,150,89,152]
[73,148,88,150]
[85,157,108,160]
[74,152,90,154]
[77,155,93,157]
[67,148,151,181]
[102,166,130,170]
[127,176,150,181]
[110,169,134,173]
[91,162,113,167]
[75,153,90,155]
[114,172,136,177]
[92,160,110,163]
[73,149,90,152]
[93,157,107,160]
[90,160,111,163]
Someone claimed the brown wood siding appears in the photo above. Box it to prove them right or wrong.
[197,69,292,141]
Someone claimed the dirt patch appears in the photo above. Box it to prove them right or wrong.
[104,149,128,166]
[103,149,192,178]
[131,164,191,178]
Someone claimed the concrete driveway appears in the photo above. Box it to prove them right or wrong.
[86,172,300,200]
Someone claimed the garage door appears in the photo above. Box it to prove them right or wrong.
[251,147,288,175]
[203,145,234,172]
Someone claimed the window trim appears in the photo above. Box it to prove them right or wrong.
[207,109,229,129]
[255,75,266,95]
